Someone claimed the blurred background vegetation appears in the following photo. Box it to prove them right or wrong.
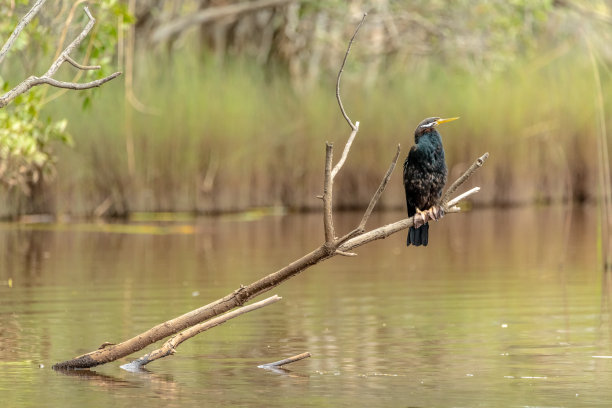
[1,0,612,218]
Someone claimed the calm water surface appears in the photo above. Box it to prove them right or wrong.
[0,206,611,407]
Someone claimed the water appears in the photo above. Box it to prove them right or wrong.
[1,206,611,407]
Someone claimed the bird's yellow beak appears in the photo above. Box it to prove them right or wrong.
[435,117,460,125]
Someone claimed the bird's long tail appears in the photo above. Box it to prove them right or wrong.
[407,223,429,246]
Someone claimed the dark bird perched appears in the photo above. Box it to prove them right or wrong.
[403,117,459,246]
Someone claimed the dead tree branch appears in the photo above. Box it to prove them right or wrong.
[441,152,489,205]
[121,295,282,371]
[0,5,121,109]
[52,16,488,371]
[358,144,401,231]
[0,0,47,65]
[323,143,336,243]
[258,352,312,369]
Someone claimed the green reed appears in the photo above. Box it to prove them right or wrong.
[34,48,611,217]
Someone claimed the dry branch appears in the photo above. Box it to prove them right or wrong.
[441,152,489,205]
[0,0,47,65]
[52,15,488,371]
[323,143,336,243]
[0,5,121,109]
[357,145,401,231]
[121,295,282,371]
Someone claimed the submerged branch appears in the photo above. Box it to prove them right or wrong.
[121,295,282,371]
[258,352,312,368]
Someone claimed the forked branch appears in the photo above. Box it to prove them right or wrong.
[0,0,47,65]
[0,5,121,108]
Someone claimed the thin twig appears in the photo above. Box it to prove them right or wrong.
[258,352,311,368]
[358,144,401,231]
[65,55,100,70]
[336,250,357,257]
[327,13,368,241]
[0,0,48,65]
[0,73,121,108]
[331,122,360,179]
[336,227,362,246]
[121,295,282,370]
[336,13,366,131]
[445,187,480,208]
[441,152,489,205]
[45,6,95,77]
[0,6,121,109]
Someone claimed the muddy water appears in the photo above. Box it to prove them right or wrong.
[0,206,611,407]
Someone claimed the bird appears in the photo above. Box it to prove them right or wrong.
[403,117,459,246]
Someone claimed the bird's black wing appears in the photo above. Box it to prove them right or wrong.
[403,145,420,218]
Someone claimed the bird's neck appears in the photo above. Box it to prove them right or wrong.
[415,130,442,147]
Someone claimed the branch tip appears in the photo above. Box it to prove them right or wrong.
[336,13,367,130]
[336,250,357,257]
[84,6,94,21]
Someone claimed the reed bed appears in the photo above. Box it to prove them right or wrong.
[14,47,612,217]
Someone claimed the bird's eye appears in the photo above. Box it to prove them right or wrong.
[421,122,436,128]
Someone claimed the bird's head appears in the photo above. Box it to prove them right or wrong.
[414,117,459,142]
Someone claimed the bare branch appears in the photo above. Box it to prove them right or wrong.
[0,73,122,108]
[336,250,357,257]
[336,13,367,131]
[0,5,121,109]
[323,143,335,243]
[0,0,48,65]
[45,6,95,77]
[331,121,360,179]
[121,295,282,370]
[441,152,489,205]
[65,55,100,70]
[358,144,401,231]
[446,187,480,208]
[258,352,311,368]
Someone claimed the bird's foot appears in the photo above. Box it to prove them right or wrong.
[413,205,444,227]
[426,205,445,221]
[414,209,429,228]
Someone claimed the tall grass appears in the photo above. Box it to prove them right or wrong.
[14,47,611,217]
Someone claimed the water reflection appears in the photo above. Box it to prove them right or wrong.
[0,206,611,407]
